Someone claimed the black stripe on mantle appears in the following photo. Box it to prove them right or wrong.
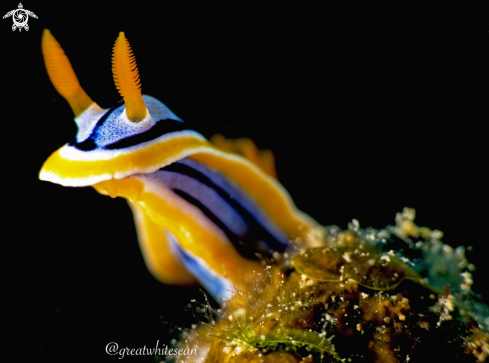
[72,118,189,151]
[163,162,288,255]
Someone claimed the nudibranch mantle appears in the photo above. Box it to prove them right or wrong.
[39,94,211,187]
[39,29,317,301]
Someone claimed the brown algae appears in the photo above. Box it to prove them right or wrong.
[174,209,489,363]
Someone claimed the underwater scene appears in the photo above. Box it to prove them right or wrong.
[5,3,487,362]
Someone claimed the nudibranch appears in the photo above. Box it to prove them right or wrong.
[39,29,317,301]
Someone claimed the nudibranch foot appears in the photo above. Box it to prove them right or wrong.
[93,157,309,301]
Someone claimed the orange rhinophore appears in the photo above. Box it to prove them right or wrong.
[41,29,94,117]
[112,32,148,122]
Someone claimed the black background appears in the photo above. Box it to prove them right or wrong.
[3,2,488,362]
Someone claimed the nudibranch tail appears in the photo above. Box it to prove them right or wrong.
[210,134,278,179]
[41,29,94,117]
[112,32,147,122]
